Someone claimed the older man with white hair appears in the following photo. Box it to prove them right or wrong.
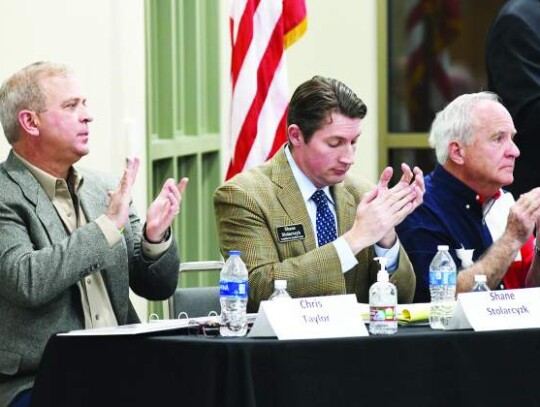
[397,91,540,303]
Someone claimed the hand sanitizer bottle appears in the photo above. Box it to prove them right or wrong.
[472,274,490,292]
[369,257,398,335]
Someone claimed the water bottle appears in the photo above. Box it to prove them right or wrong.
[472,274,490,292]
[369,257,397,335]
[268,280,292,301]
[219,250,249,337]
[429,245,457,330]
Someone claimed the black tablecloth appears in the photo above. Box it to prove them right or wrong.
[30,326,540,407]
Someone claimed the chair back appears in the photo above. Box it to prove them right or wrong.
[170,286,220,318]
[168,261,224,318]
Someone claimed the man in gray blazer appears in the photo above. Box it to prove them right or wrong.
[0,62,188,407]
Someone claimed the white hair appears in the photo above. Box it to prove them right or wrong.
[429,92,500,164]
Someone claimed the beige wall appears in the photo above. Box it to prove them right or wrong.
[0,0,379,319]
[0,0,149,316]
[0,0,147,182]
[287,0,379,182]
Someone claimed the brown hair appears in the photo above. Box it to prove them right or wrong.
[287,75,367,143]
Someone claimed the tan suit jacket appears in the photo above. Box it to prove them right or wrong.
[214,147,415,312]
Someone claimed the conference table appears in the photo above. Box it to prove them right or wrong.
[30,324,540,407]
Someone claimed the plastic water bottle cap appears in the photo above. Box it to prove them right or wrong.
[474,274,487,283]
[274,280,287,290]
[437,245,449,251]
[228,250,241,256]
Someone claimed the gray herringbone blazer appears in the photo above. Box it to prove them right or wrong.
[214,147,415,312]
[0,151,179,405]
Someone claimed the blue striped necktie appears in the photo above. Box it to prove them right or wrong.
[311,189,337,246]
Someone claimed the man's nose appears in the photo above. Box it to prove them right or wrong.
[340,144,355,164]
[508,138,520,158]
[80,106,93,123]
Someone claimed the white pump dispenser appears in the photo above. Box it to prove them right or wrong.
[375,256,389,282]
[369,257,398,335]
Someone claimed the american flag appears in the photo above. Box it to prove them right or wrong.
[227,0,307,180]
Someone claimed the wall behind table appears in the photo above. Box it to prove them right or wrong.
[0,0,149,318]
[287,0,378,182]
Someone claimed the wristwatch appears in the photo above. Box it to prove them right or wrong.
[143,224,171,243]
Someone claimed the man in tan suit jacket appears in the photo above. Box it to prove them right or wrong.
[214,76,424,312]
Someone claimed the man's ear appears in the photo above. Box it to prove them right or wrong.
[448,140,465,165]
[18,110,39,136]
[287,124,304,147]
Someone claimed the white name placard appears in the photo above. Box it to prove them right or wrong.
[248,294,368,340]
[445,287,540,331]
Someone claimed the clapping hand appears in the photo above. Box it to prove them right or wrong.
[344,163,424,253]
[396,163,425,211]
[374,163,424,247]
[506,187,540,250]
[144,177,189,243]
[106,157,140,230]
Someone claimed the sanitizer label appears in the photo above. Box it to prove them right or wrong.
[220,280,249,299]
[370,306,396,322]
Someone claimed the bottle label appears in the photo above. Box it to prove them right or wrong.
[370,306,396,322]
[220,280,249,299]
[429,269,456,286]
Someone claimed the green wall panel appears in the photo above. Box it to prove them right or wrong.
[146,0,222,318]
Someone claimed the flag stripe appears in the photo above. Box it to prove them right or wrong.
[230,0,258,89]
[268,108,289,157]
[229,0,282,158]
[231,0,249,44]
[229,13,284,177]
[283,0,307,48]
[228,0,306,179]
[244,57,289,169]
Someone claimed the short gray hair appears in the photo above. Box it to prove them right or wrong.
[429,91,500,164]
[0,61,71,144]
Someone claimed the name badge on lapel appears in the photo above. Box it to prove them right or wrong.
[276,224,305,243]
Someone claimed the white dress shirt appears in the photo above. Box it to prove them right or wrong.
[284,146,399,273]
